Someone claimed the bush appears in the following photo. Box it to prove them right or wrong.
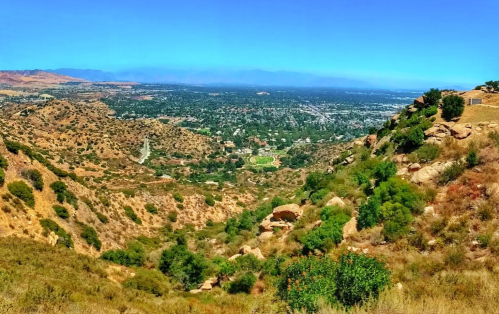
[7,181,35,208]
[0,169,4,187]
[0,154,8,169]
[80,224,101,251]
[4,140,21,154]
[21,169,44,191]
[277,255,338,312]
[271,196,286,209]
[96,212,109,223]
[437,161,465,185]
[466,150,479,168]
[335,252,391,306]
[145,203,158,214]
[373,161,397,182]
[39,219,73,248]
[405,126,424,148]
[168,211,177,222]
[159,244,208,290]
[173,192,184,203]
[124,206,142,224]
[373,177,424,214]
[123,269,169,296]
[101,243,145,266]
[415,144,440,162]
[441,95,465,121]
[310,189,328,205]
[235,254,261,272]
[305,172,326,192]
[227,272,257,294]
[205,195,215,206]
[357,197,380,230]
[424,105,438,117]
[380,202,413,241]
[302,209,350,253]
[53,205,69,219]
[423,88,442,107]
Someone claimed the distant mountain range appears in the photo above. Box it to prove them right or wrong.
[46,68,371,88]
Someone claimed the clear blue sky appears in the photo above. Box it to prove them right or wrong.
[0,0,497,87]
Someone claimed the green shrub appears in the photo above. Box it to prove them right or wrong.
[227,272,257,294]
[380,202,413,241]
[405,126,424,148]
[373,161,397,182]
[123,269,169,296]
[335,252,391,306]
[415,144,440,162]
[445,247,465,267]
[277,255,338,312]
[82,197,95,211]
[39,219,73,248]
[373,177,424,214]
[310,189,328,205]
[145,203,158,214]
[424,105,438,117]
[173,192,184,203]
[121,189,135,198]
[96,212,108,224]
[357,197,380,230]
[80,224,101,251]
[441,95,465,121]
[466,150,479,168]
[423,88,442,107]
[158,244,208,290]
[168,211,177,222]
[7,181,35,207]
[101,243,145,266]
[235,254,261,272]
[271,196,286,209]
[213,256,236,280]
[477,233,492,248]
[0,169,4,187]
[304,172,327,192]
[52,205,69,219]
[21,169,44,191]
[205,195,215,206]
[4,140,21,154]
[438,161,465,185]
[302,209,350,253]
[99,195,110,207]
[0,154,8,169]
[124,206,142,224]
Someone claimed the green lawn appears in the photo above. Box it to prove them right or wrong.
[251,156,274,165]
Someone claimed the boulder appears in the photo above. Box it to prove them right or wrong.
[239,245,265,260]
[424,206,435,216]
[48,231,59,246]
[393,154,406,164]
[371,135,391,156]
[414,96,425,107]
[424,126,440,137]
[258,231,274,242]
[342,217,358,239]
[190,289,203,294]
[272,204,302,221]
[450,124,472,139]
[411,166,440,184]
[228,254,242,261]
[364,134,377,148]
[408,163,421,172]
[490,123,498,129]
[326,196,346,207]
[199,277,218,291]
[259,213,294,232]
[391,114,400,126]
[343,156,354,165]
[486,183,499,197]
[326,165,335,174]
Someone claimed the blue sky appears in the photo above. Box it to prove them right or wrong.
[0,0,497,87]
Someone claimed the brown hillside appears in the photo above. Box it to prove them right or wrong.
[0,70,85,87]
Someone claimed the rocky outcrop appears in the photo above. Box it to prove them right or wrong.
[371,135,391,156]
[228,254,242,261]
[239,245,265,260]
[272,204,302,221]
[259,213,294,232]
[326,196,346,207]
[410,166,440,184]
[364,134,377,148]
[408,163,421,172]
[342,217,357,239]
[391,114,400,127]
[414,96,425,107]
[199,277,219,291]
[450,124,472,139]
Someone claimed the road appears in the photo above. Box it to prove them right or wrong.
[138,137,150,164]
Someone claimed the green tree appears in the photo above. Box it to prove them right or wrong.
[101,243,146,266]
[405,126,424,148]
[357,197,380,230]
[441,95,465,121]
[373,161,397,182]
[227,272,257,294]
[423,88,442,107]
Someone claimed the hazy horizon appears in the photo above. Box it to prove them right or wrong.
[1,0,498,89]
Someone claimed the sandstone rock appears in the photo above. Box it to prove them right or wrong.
[239,245,265,260]
[258,231,274,242]
[424,126,440,137]
[391,114,400,126]
[485,183,499,197]
[199,277,218,291]
[408,107,418,113]
[396,283,403,290]
[228,254,242,261]
[408,163,421,172]
[364,134,377,148]
[342,217,357,239]
[393,154,406,164]
[476,127,482,132]
[450,124,472,139]
[48,231,59,246]
[326,196,346,207]
[490,123,498,129]
[428,239,437,246]
[414,97,425,107]
[411,166,440,184]
[424,206,435,216]
[312,220,322,228]
[326,165,335,174]
[371,135,391,156]
[397,168,408,176]
[272,204,302,221]
[440,122,455,130]
[343,156,354,165]
[190,289,203,294]
[465,123,472,129]
[259,213,294,232]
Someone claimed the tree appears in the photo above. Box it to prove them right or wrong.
[304,172,326,192]
[466,150,479,168]
[405,126,424,148]
[485,80,499,93]
[159,244,208,290]
[441,95,465,121]
[423,88,442,107]
[372,161,397,182]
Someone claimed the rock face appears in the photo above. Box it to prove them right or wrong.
[342,217,357,239]
[411,166,440,184]
[391,114,400,127]
[408,163,421,172]
[239,245,265,260]
[364,134,377,148]
[326,196,346,207]
[450,124,472,139]
[371,135,391,156]
[414,96,425,107]
[258,231,274,242]
[272,204,302,221]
